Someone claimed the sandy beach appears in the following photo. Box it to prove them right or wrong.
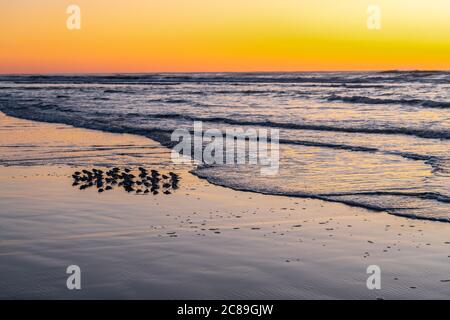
[0,112,449,299]
[1,0,449,308]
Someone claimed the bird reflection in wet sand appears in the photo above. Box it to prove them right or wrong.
[72,167,180,195]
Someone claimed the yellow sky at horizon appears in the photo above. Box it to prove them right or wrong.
[0,0,449,73]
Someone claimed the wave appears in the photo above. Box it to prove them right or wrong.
[143,113,450,140]
[4,98,448,140]
[321,191,450,204]
[1,98,449,142]
[327,95,450,109]
[376,70,448,75]
[1,71,449,85]
[147,98,191,104]
[1,100,449,223]
[191,169,450,223]
[278,138,446,171]
[9,101,442,166]
[3,102,447,175]
[103,89,135,94]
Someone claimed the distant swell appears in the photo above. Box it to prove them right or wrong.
[1,71,449,85]
[327,95,450,109]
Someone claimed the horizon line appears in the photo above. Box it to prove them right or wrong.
[0,69,448,76]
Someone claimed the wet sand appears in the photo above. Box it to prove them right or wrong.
[0,113,449,299]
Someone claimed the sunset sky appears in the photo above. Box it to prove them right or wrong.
[0,0,449,73]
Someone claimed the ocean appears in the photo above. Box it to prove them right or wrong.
[0,71,449,222]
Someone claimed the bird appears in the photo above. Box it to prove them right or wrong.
[72,167,180,196]
[150,177,160,183]
[169,172,179,179]
[151,170,160,177]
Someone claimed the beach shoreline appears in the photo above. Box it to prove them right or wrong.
[0,113,449,299]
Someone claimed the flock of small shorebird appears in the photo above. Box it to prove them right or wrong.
[72,167,180,195]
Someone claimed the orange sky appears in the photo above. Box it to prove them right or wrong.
[0,0,449,73]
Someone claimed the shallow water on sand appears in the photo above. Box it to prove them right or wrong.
[0,114,449,299]
[0,72,449,221]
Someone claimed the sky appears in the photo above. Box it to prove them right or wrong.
[0,0,449,73]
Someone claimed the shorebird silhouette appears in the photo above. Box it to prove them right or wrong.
[72,167,180,196]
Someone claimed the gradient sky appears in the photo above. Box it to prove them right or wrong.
[0,0,449,73]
